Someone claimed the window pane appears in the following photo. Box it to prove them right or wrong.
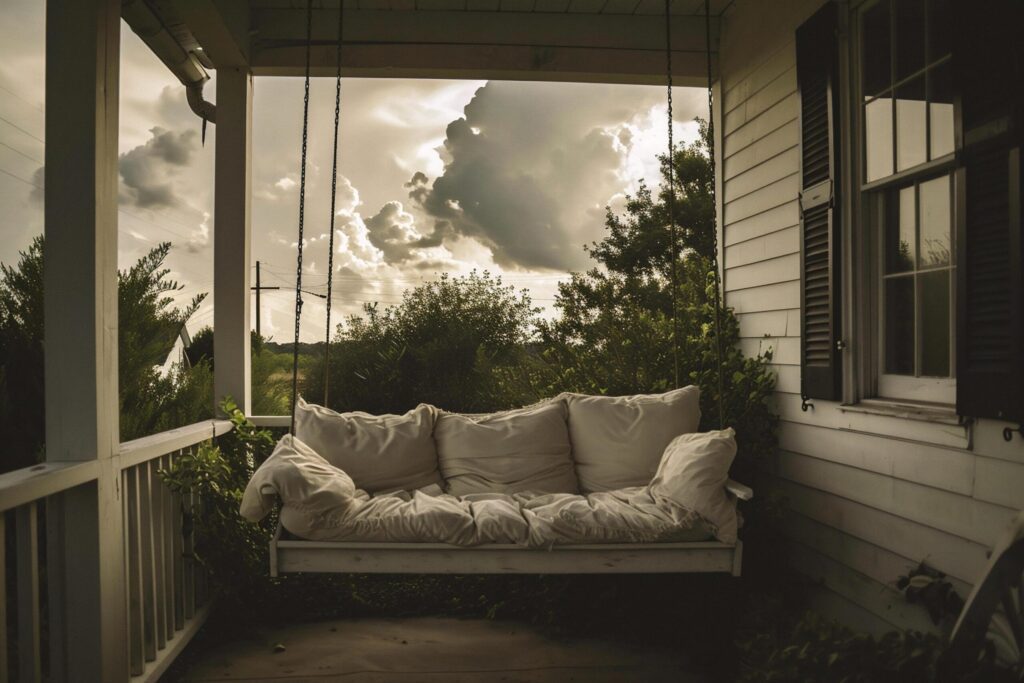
[885,276,915,374]
[895,0,926,81]
[865,95,894,181]
[919,270,950,376]
[862,1,892,96]
[928,61,954,159]
[896,76,927,171]
[928,0,952,60]
[886,186,917,273]
[919,174,951,267]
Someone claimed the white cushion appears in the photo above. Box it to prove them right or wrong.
[239,434,357,528]
[293,398,442,494]
[436,400,578,496]
[562,386,701,493]
[648,428,738,543]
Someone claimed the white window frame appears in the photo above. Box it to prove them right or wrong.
[849,0,958,408]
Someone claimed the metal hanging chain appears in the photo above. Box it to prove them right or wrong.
[323,1,344,408]
[705,0,727,429]
[665,0,680,390]
[290,0,314,434]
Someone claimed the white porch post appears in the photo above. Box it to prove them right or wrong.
[43,0,128,679]
[213,68,253,415]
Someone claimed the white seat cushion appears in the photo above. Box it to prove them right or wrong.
[562,386,701,493]
[436,399,578,496]
[293,398,442,494]
[648,428,738,543]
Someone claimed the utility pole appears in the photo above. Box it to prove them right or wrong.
[251,260,280,340]
[251,261,324,340]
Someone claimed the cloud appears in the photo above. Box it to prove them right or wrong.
[363,200,423,263]
[29,166,44,204]
[119,127,199,209]
[407,81,703,271]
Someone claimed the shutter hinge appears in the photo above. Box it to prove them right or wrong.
[799,180,834,215]
[835,339,847,351]
[1004,424,1023,442]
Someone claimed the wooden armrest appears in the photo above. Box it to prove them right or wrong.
[726,479,753,501]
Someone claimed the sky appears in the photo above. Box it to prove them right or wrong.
[0,0,705,343]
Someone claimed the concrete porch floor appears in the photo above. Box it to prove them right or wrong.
[168,617,710,682]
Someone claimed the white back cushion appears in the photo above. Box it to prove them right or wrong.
[563,386,701,492]
[293,398,442,493]
[436,399,578,496]
[648,428,738,543]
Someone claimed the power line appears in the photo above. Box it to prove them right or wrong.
[0,114,44,145]
[0,81,44,113]
[0,140,42,165]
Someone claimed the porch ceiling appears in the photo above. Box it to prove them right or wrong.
[139,0,726,85]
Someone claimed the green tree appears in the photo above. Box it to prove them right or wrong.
[539,120,776,482]
[306,271,543,415]
[0,237,213,473]
[187,326,294,416]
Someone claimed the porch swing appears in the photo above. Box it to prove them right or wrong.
[259,0,753,578]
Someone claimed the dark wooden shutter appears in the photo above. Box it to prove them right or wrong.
[954,0,1024,423]
[796,2,842,402]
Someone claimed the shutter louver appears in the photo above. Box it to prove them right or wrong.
[954,0,1024,423]
[796,2,842,402]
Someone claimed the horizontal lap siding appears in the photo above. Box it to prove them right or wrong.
[719,0,1024,635]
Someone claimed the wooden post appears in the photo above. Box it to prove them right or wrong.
[42,0,128,680]
[214,68,254,415]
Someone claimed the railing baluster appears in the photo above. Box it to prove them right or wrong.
[161,454,175,639]
[172,477,185,631]
[183,487,196,620]
[147,461,167,651]
[138,464,157,663]
[15,503,40,683]
[1,511,8,683]
[126,469,144,676]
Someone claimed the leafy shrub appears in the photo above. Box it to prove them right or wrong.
[160,398,278,612]
[737,610,947,683]
[0,237,213,473]
[306,271,543,415]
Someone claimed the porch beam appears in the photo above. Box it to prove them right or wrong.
[249,8,718,85]
[176,0,250,67]
[213,68,253,415]
[43,0,128,679]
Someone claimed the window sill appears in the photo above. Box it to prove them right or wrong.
[839,399,964,426]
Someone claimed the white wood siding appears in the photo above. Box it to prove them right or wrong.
[719,0,1024,635]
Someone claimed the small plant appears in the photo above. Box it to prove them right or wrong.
[736,610,946,683]
[160,397,278,614]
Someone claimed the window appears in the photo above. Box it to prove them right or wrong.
[857,0,956,404]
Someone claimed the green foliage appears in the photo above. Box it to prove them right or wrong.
[306,271,543,414]
[539,119,776,484]
[737,609,947,683]
[590,119,717,271]
[0,237,213,473]
[160,398,278,612]
[188,327,294,416]
[0,236,46,471]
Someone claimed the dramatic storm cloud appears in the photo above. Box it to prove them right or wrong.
[119,127,199,209]
[409,81,703,272]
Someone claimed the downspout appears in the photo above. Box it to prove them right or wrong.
[121,0,216,128]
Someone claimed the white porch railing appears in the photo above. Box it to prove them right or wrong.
[0,419,232,682]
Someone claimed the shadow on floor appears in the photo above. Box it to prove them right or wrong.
[168,616,711,682]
